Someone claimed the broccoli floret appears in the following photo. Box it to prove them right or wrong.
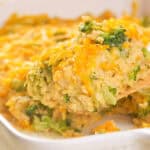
[25,103,71,134]
[25,102,69,134]
[79,21,93,33]
[108,86,117,96]
[128,65,141,81]
[25,105,38,117]
[102,28,126,47]
[25,102,52,117]
[33,116,51,131]
[33,115,71,134]
[142,48,150,60]
[64,94,70,103]
[101,84,117,106]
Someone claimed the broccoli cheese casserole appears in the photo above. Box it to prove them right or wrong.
[0,11,150,137]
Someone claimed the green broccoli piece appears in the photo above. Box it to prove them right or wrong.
[25,105,38,117]
[101,84,117,106]
[33,116,70,134]
[102,28,126,47]
[108,87,117,96]
[25,103,52,117]
[33,116,51,131]
[79,21,93,33]
[129,65,141,81]
[64,94,70,103]
[142,48,150,60]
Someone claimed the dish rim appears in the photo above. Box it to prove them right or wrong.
[0,114,150,143]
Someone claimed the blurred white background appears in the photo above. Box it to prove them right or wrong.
[0,0,149,25]
[0,0,134,17]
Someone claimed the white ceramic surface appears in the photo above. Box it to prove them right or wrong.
[0,115,150,150]
[0,0,149,150]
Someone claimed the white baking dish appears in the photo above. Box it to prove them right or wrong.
[0,115,150,150]
[0,0,149,150]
